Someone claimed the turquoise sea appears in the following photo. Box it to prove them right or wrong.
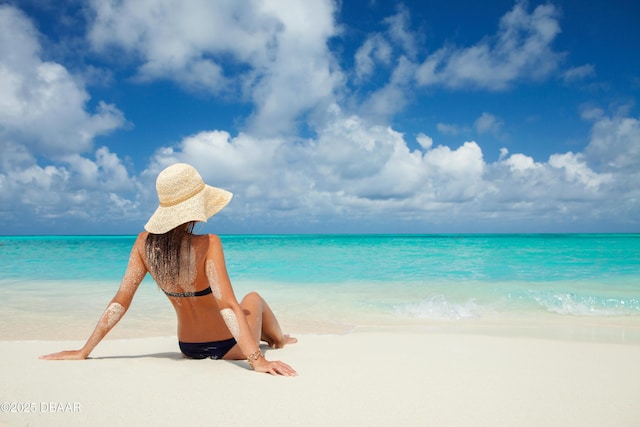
[1,234,639,341]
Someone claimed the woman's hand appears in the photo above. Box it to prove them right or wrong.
[39,350,88,360]
[253,357,297,376]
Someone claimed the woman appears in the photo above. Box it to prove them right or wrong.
[41,163,297,376]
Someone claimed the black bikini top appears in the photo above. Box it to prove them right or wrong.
[162,287,213,298]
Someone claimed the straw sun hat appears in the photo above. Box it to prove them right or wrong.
[144,163,233,234]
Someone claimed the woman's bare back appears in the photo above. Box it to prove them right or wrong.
[144,233,234,343]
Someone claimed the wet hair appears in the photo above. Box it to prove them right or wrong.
[145,222,195,288]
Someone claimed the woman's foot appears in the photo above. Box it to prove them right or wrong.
[263,334,298,349]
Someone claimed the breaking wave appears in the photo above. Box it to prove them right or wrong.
[392,295,489,320]
[531,292,640,317]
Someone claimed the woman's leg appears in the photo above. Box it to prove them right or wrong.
[238,292,296,349]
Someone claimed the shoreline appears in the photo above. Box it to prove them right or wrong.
[4,312,640,345]
[2,330,639,427]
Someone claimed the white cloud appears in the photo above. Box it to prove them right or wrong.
[308,108,422,200]
[0,6,125,158]
[351,6,424,122]
[0,5,136,229]
[504,153,539,172]
[548,152,611,190]
[423,141,486,202]
[383,4,417,59]
[167,130,283,187]
[584,110,640,171]
[139,106,432,221]
[359,56,417,120]
[563,64,595,83]
[474,112,503,135]
[437,123,464,135]
[151,103,637,230]
[1,2,639,233]
[416,133,433,150]
[354,34,393,80]
[62,147,136,192]
[486,149,612,222]
[146,109,490,221]
[354,5,415,82]
[415,1,562,90]
[88,0,343,136]
[435,114,505,140]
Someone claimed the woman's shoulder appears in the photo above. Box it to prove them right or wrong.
[188,233,221,248]
[204,233,222,246]
[186,234,221,263]
[135,231,149,243]
[130,232,148,250]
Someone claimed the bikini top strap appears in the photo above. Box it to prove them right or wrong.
[162,287,213,298]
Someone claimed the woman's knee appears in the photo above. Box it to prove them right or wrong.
[242,291,262,303]
[240,292,264,313]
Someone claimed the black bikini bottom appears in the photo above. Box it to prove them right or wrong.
[179,337,237,359]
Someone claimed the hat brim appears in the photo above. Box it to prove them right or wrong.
[144,185,233,234]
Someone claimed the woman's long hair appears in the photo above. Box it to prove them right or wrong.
[145,222,195,289]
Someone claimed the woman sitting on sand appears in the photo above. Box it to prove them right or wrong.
[41,163,297,376]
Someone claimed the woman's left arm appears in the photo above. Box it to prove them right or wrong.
[40,234,149,360]
[206,235,296,375]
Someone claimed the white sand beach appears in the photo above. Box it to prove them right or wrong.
[2,330,640,427]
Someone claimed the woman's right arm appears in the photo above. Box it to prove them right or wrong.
[40,233,149,360]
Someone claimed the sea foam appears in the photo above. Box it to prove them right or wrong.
[531,292,640,317]
[392,295,488,320]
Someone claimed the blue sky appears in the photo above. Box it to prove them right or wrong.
[0,0,638,235]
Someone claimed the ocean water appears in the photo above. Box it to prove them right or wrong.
[1,234,639,341]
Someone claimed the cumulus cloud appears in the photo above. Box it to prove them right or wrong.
[485,149,612,224]
[416,133,433,150]
[1,1,638,233]
[0,4,135,230]
[415,1,562,90]
[141,101,634,231]
[503,152,538,172]
[583,107,640,171]
[0,5,126,158]
[133,96,638,232]
[87,0,343,136]
[548,152,612,190]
